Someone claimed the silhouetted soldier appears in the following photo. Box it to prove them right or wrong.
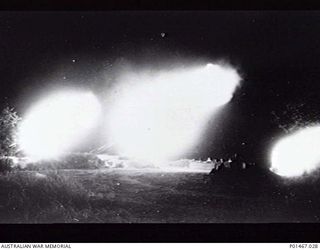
[231,153,247,170]
[212,159,223,171]
[223,158,230,168]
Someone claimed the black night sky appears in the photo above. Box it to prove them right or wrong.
[1,11,320,167]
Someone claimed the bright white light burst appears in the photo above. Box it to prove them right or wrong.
[106,63,241,161]
[270,125,320,177]
[19,91,101,160]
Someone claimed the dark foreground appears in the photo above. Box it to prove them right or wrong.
[0,168,319,223]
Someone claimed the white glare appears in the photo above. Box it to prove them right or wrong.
[107,63,241,162]
[19,91,101,160]
[270,125,320,177]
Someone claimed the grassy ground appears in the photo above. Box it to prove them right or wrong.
[0,168,319,223]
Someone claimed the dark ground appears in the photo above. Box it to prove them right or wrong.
[0,168,319,223]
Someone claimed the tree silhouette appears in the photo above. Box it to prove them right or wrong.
[0,106,20,157]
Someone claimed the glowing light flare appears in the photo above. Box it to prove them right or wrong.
[18,91,101,160]
[270,125,320,177]
[106,63,241,161]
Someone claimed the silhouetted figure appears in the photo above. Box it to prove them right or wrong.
[230,153,247,170]
[224,158,232,168]
[211,158,223,171]
[218,159,225,170]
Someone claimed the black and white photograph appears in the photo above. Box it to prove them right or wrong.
[0,10,320,227]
